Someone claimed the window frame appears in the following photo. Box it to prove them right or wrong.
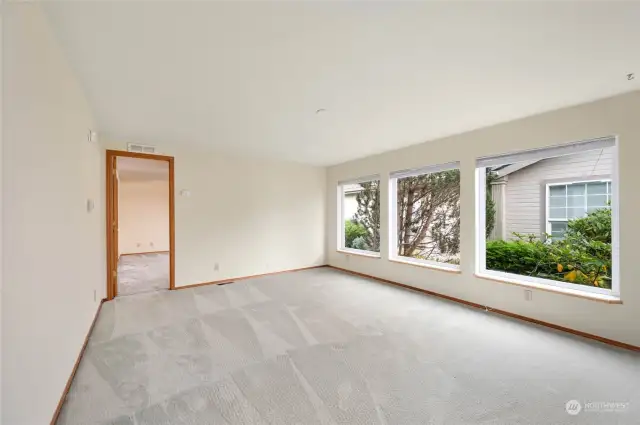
[389,161,461,271]
[337,175,381,257]
[544,178,612,238]
[475,137,620,298]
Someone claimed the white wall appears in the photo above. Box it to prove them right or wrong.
[104,142,327,287]
[327,90,640,347]
[2,4,103,424]
[0,5,4,419]
[118,179,170,254]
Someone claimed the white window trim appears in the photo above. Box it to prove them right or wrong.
[544,179,611,236]
[475,137,620,298]
[337,248,381,258]
[390,255,460,271]
[389,162,461,271]
[337,176,381,256]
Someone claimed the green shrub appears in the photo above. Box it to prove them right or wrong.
[486,208,612,289]
[567,207,611,243]
[486,236,611,288]
[552,233,611,288]
[486,238,549,276]
[351,236,370,251]
[345,220,368,248]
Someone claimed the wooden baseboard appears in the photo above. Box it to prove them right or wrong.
[50,299,107,425]
[120,250,169,257]
[175,265,328,290]
[328,266,639,352]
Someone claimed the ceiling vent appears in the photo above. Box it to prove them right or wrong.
[127,143,157,154]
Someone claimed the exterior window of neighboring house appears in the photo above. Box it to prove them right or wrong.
[476,136,619,299]
[338,175,381,256]
[389,162,460,270]
[547,180,612,238]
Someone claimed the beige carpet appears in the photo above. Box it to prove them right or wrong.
[57,268,639,424]
[117,252,169,296]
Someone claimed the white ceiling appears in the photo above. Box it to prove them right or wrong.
[43,1,640,166]
[117,156,168,182]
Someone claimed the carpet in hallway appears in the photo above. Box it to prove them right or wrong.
[117,252,169,296]
[57,268,639,424]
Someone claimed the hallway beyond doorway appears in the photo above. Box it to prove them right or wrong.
[106,150,175,300]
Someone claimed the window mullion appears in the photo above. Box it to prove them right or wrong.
[564,185,568,221]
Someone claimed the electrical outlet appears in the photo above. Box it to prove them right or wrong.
[524,289,532,301]
[214,263,219,271]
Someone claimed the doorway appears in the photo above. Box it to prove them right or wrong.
[106,150,175,300]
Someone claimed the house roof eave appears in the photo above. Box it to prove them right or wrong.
[494,159,540,177]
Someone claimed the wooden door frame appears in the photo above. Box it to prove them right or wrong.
[106,150,175,300]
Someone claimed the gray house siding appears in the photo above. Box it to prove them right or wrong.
[504,147,613,239]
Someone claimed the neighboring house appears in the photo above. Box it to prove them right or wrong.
[343,184,363,220]
[489,147,613,240]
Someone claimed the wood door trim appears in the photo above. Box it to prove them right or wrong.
[113,164,119,296]
[105,150,175,300]
[106,154,115,300]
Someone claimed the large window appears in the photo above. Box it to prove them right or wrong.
[338,176,380,255]
[547,180,611,238]
[476,137,618,297]
[390,162,460,269]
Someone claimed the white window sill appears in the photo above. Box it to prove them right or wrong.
[475,272,622,304]
[389,257,461,274]
[337,249,381,259]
